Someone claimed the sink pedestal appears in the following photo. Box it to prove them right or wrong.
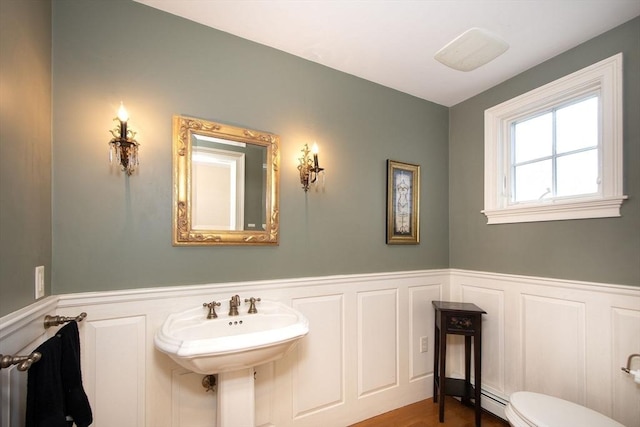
[217,368,255,427]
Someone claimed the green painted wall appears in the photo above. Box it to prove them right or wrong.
[0,0,52,316]
[449,17,640,286]
[2,1,637,318]
[50,0,449,295]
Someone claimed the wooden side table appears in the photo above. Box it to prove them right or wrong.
[432,301,486,427]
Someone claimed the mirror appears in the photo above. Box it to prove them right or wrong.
[172,115,279,245]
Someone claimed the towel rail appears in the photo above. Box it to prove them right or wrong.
[0,352,42,371]
[0,312,87,371]
[44,311,87,329]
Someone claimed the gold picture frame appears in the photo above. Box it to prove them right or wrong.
[386,160,420,245]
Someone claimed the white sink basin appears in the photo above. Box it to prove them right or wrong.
[154,300,309,374]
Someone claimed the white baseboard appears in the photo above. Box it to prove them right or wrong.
[481,390,508,420]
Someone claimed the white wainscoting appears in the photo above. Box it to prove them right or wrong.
[1,269,639,427]
[450,269,640,427]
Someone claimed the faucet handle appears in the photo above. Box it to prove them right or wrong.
[202,301,221,319]
[244,297,261,314]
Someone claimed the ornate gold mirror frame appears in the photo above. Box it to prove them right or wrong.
[172,115,280,246]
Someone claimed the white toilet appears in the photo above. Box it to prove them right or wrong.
[505,391,625,427]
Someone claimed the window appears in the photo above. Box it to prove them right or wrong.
[511,94,599,203]
[483,53,625,224]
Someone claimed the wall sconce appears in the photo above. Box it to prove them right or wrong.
[298,143,325,192]
[108,102,139,175]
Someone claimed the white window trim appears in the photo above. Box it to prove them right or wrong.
[483,53,626,224]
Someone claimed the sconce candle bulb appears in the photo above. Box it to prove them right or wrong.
[117,102,129,121]
[109,102,139,176]
[117,102,129,139]
[298,143,325,192]
[312,142,319,169]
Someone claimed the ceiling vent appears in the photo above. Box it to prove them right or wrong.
[435,27,509,72]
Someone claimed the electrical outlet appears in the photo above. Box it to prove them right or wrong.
[35,266,45,299]
[420,336,428,353]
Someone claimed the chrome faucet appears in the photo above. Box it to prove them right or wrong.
[229,295,240,316]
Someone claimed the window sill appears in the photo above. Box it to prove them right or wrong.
[482,195,628,224]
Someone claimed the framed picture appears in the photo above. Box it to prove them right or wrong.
[386,160,420,244]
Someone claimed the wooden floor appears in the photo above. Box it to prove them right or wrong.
[349,396,510,427]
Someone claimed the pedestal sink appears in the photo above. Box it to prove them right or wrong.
[154,299,309,427]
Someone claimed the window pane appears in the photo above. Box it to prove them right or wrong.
[513,159,552,203]
[557,149,598,197]
[556,96,598,154]
[514,112,552,163]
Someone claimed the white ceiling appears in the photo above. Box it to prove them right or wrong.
[134,0,640,107]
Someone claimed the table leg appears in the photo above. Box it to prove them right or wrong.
[474,332,482,427]
[464,335,471,405]
[438,323,446,422]
[433,326,440,403]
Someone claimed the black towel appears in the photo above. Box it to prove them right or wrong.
[25,322,93,427]
[25,336,68,427]
[58,322,93,427]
